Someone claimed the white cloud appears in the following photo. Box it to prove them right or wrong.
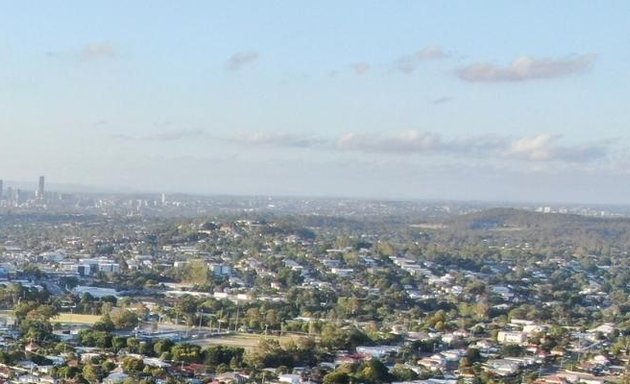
[231,132,325,148]
[416,47,447,60]
[457,54,596,82]
[395,47,448,74]
[352,62,370,75]
[507,134,556,160]
[46,42,118,62]
[337,131,442,153]
[505,134,607,163]
[431,96,453,105]
[113,129,206,142]
[79,42,117,62]
[226,51,259,71]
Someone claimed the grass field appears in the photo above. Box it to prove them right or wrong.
[51,313,101,325]
[192,333,301,350]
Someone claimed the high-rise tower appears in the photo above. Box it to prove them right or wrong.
[37,176,45,200]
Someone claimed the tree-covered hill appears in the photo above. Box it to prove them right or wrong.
[434,208,630,255]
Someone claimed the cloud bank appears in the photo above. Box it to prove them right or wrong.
[336,131,607,163]
[232,130,609,164]
[457,54,596,82]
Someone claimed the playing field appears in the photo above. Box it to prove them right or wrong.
[51,313,101,325]
[191,333,300,350]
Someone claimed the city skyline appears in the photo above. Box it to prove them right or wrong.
[1,2,629,203]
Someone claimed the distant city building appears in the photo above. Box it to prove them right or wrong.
[15,189,23,205]
[0,179,3,199]
[6,187,13,204]
[37,176,45,200]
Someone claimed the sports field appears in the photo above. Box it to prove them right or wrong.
[191,333,300,349]
[51,313,101,325]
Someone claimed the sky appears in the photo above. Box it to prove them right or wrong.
[1,1,629,204]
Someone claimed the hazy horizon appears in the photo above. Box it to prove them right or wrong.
[1,2,629,204]
[2,177,630,209]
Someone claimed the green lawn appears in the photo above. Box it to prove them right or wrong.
[51,313,101,325]
[192,333,300,349]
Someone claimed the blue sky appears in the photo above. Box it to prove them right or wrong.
[1,1,629,203]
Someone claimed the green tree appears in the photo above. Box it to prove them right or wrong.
[391,364,418,382]
[112,336,127,352]
[174,295,198,326]
[82,363,104,384]
[93,313,115,332]
[121,356,145,375]
[112,309,139,329]
[323,370,351,384]
[360,358,390,384]
[171,343,202,363]
[154,339,175,355]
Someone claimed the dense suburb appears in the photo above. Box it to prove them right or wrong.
[0,204,629,384]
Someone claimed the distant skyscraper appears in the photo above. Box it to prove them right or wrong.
[37,176,45,200]
[0,179,3,199]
